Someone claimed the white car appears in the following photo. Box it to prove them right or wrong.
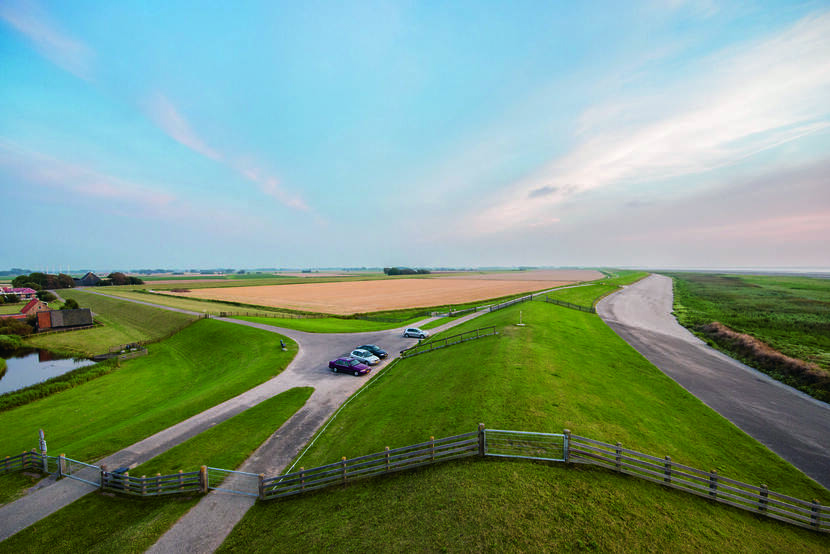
[350,349,380,365]
[403,327,429,339]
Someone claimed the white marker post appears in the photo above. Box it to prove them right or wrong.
[39,429,48,472]
[517,310,526,326]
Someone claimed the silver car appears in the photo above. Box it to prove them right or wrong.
[350,348,380,365]
[402,327,429,339]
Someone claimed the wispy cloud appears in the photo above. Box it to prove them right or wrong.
[144,93,308,211]
[145,93,222,161]
[0,140,175,210]
[464,10,830,235]
[0,0,93,79]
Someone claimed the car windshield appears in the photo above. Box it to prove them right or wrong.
[348,359,360,366]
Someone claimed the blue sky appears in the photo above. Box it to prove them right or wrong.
[1,0,829,270]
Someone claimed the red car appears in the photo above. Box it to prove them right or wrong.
[329,357,371,376]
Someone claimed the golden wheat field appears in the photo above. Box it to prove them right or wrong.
[163,270,602,314]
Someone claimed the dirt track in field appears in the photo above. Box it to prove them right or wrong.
[163,270,600,314]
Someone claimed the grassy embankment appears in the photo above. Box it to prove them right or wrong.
[25,289,197,357]
[0,304,25,315]
[669,273,830,401]
[0,319,296,505]
[0,387,313,552]
[222,300,829,553]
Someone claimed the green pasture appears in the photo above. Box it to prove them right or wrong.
[0,387,313,552]
[669,273,830,369]
[225,300,829,552]
[0,319,296,463]
[25,290,197,356]
[0,304,24,315]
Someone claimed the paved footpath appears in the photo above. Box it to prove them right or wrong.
[0,294,485,545]
[597,274,830,490]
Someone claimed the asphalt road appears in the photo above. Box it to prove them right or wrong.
[597,273,830,490]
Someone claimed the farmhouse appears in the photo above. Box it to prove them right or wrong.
[36,308,94,331]
[1,287,38,301]
[21,299,50,316]
[73,272,102,287]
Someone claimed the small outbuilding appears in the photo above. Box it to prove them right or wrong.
[73,272,101,287]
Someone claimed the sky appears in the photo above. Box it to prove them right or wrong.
[1,0,829,271]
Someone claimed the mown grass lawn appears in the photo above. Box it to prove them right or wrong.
[0,387,313,553]
[0,319,296,463]
[222,300,830,552]
[25,290,196,356]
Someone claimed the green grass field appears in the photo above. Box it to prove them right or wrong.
[0,387,313,552]
[0,304,25,315]
[669,273,830,400]
[222,300,829,552]
[545,270,649,308]
[25,290,197,356]
[0,319,296,463]
[234,315,427,333]
[669,273,830,368]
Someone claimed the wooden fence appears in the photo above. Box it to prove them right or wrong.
[542,295,595,313]
[261,431,479,499]
[400,326,498,358]
[4,427,827,533]
[567,433,828,532]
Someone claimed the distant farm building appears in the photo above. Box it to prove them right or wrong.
[37,308,94,331]
[73,272,101,287]
[21,299,50,316]
[1,287,38,301]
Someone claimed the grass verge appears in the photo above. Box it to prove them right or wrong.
[0,387,313,552]
[221,300,830,552]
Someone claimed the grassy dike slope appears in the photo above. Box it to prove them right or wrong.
[0,388,313,554]
[221,301,830,553]
[0,319,297,462]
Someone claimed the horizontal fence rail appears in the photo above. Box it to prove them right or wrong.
[485,430,566,462]
[262,431,479,500]
[567,434,828,533]
[400,327,497,358]
[488,294,534,312]
[5,427,827,533]
[542,295,595,313]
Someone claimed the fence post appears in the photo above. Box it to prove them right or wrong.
[58,453,66,477]
[200,465,208,493]
[100,464,107,490]
[478,424,486,456]
[563,430,571,463]
[385,448,390,472]
[300,467,305,490]
[341,457,348,485]
[258,474,265,500]
[811,500,820,529]
[141,475,147,496]
[664,456,672,484]
[124,471,130,494]
[615,442,622,472]
[179,469,184,491]
[156,473,162,495]
[758,484,768,512]
[709,470,718,499]
[430,436,435,463]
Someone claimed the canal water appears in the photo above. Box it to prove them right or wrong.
[0,347,95,395]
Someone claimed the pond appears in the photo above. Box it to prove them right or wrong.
[0,347,96,395]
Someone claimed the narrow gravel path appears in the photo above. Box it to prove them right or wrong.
[597,274,830,489]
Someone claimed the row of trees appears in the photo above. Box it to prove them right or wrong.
[11,272,75,290]
[101,272,144,286]
[383,267,431,275]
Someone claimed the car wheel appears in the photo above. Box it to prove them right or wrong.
[332,366,337,373]
[354,370,360,376]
